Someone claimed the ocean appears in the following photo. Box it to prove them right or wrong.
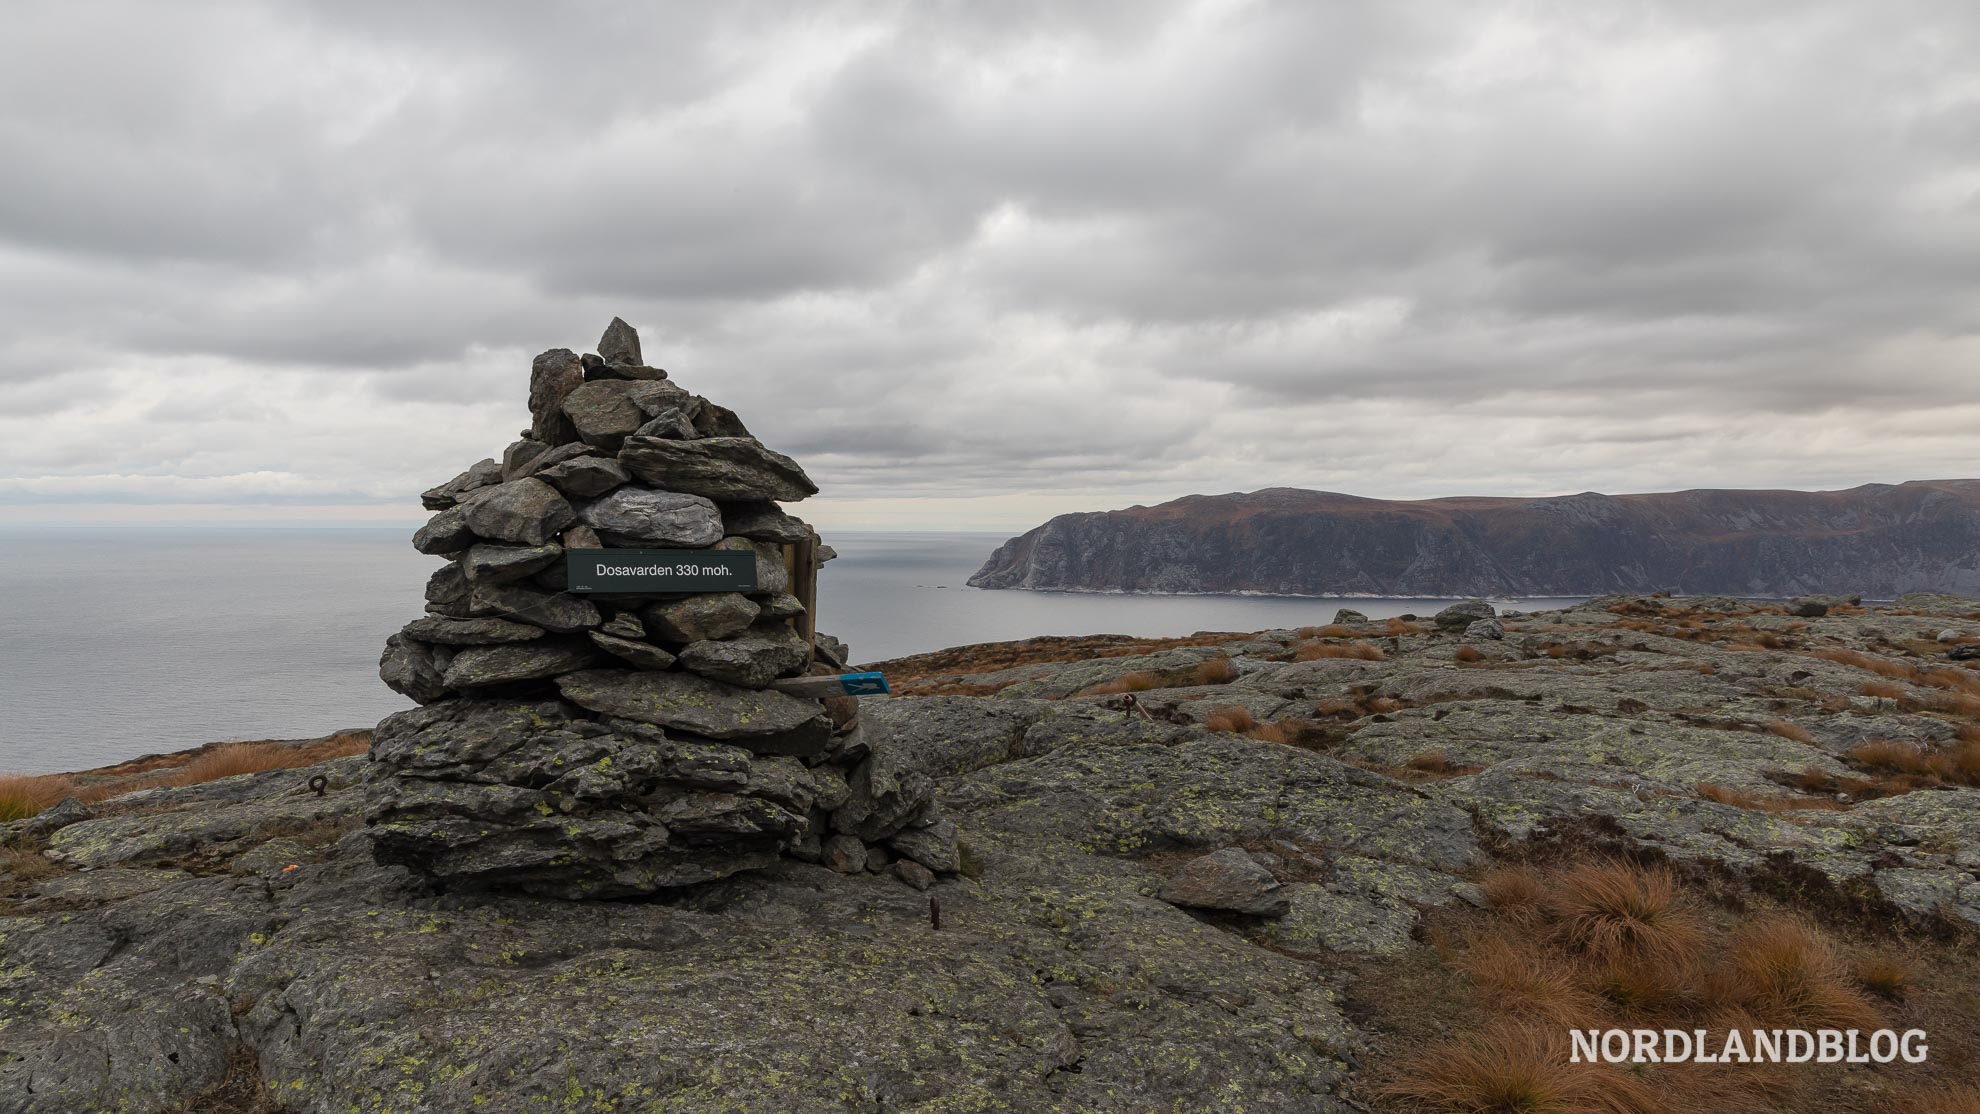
[0,527,1581,774]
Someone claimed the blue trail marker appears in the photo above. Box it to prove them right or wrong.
[768,672,891,698]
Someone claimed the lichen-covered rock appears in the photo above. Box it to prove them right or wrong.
[399,615,545,645]
[561,379,690,450]
[411,505,474,554]
[439,639,599,688]
[1433,599,1496,629]
[379,632,447,703]
[555,669,833,755]
[588,630,677,670]
[1157,848,1289,916]
[619,435,818,501]
[466,582,601,634]
[720,500,813,543]
[535,453,629,498]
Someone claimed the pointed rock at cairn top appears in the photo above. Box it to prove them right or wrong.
[599,317,642,367]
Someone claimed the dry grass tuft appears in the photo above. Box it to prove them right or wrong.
[0,846,60,886]
[1455,645,1484,664]
[1886,1088,1980,1114]
[1845,736,1980,789]
[1383,1023,1661,1114]
[1856,955,1911,1000]
[1859,680,1911,701]
[1293,640,1386,662]
[1545,860,1705,968]
[1385,618,1427,636]
[1080,671,1165,696]
[1696,781,1847,813]
[1457,935,1606,1028]
[1707,917,1882,1031]
[1764,719,1815,744]
[1479,866,1546,920]
[1190,656,1240,685]
[170,743,320,786]
[1203,706,1259,734]
[1407,751,1458,774]
[1243,721,1290,744]
[0,774,79,822]
[1298,624,1357,639]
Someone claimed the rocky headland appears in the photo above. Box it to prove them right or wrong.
[5,590,1980,1111]
[967,483,1980,597]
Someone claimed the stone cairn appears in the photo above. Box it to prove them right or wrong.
[363,319,953,898]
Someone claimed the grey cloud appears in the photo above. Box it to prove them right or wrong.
[0,0,1976,525]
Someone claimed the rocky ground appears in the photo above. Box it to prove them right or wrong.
[3,593,1979,1112]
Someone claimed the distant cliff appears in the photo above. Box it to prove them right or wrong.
[967,481,1980,597]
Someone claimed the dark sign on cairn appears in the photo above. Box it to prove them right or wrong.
[363,319,953,898]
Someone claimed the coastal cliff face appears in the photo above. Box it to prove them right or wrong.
[968,480,1980,597]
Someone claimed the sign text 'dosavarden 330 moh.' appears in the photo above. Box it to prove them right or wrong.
[565,549,757,594]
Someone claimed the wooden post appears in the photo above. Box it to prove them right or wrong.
[783,534,820,664]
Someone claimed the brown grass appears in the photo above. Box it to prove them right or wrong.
[1385,618,1426,636]
[1706,917,1883,1031]
[1079,671,1165,696]
[170,743,320,785]
[1860,680,1912,701]
[1293,640,1386,662]
[1856,955,1911,1001]
[1815,648,1922,681]
[1696,781,1848,813]
[1455,645,1484,664]
[0,846,60,886]
[1455,936,1605,1029]
[1887,1088,1980,1114]
[0,774,78,821]
[1298,624,1357,639]
[1764,719,1815,744]
[1479,866,1546,920]
[1190,656,1240,685]
[1243,721,1290,744]
[1383,1022,1660,1114]
[1203,706,1259,734]
[1544,860,1705,968]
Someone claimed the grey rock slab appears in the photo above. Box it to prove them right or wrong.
[379,632,447,703]
[1256,883,1418,955]
[633,407,698,440]
[556,669,832,754]
[1434,600,1496,630]
[528,348,585,444]
[419,457,503,510]
[619,435,818,502]
[600,612,646,639]
[641,592,760,643]
[755,592,806,619]
[889,819,960,873]
[588,631,677,670]
[1332,608,1370,624]
[894,858,936,890]
[690,397,751,437]
[501,437,550,480]
[468,583,601,634]
[462,542,562,583]
[598,315,642,366]
[576,486,722,547]
[537,454,630,498]
[399,616,546,645]
[1157,848,1289,917]
[461,477,575,546]
[412,505,475,554]
[563,379,692,450]
[719,500,812,543]
[1464,617,1506,640]
[824,833,867,874]
[440,640,600,688]
[676,628,810,688]
[715,536,791,594]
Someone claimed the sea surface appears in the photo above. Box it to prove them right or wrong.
[0,527,1582,774]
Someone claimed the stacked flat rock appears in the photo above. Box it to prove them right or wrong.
[363,319,952,898]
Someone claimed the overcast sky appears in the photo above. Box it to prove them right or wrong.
[2,1,1976,533]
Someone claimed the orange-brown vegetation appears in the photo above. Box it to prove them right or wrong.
[1076,654,1243,696]
[1844,735,1980,788]
[1294,640,1386,662]
[0,732,371,820]
[1696,781,1848,813]
[1454,645,1484,664]
[868,631,1256,685]
[1200,706,1296,744]
[1383,1022,1660,1114]
[1765,719,1816,744]
[1386,618,1427,636]
[1297,624,1357,639]
[1370,858,1964,1111]
[1861,680,1913,700]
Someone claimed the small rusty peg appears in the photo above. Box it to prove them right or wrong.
[929,896,941,931]
[308,774,329,797]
